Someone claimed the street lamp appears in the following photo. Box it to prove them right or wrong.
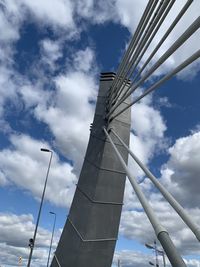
[47,212,56,267]
[145,241,166,267]
[27,148,53,267]
[145,241,159,267]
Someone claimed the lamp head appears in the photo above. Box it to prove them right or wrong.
[41,148,51,152]
[149,261,155,266]
[49,211,56,215]
[145,243,154,249]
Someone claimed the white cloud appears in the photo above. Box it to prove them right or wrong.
[120,194,200,256]
[113,249,200,267]
[1,0,118,43]
[19,83,50,109]
[0,169,7,186]
[1,211,200,267]
[0,134,77,207]
[73,0,118,24]
[0,1,99,197]
[73,47,95,72]
[0,213,36,247]
[119,129,200,260]
[16,0,119,28]
[40,39,63,71]
[132,98,166,140]
[120,132,200,261]
[161,131,200,208]
[0,64,20,127]
[19,0,74,29]
[34,71,97,173]
[129,97,166,174]
[0,0,99,177]
[110,95,167,211]
[115,0,147,31]
[0,9,19,43]
[113,249,155,267]
[131,93,166,162]
[0,212,61,267]
[0,3,25,125]
[32,47,98,173]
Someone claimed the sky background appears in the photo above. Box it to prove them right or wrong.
[0,0,200,266]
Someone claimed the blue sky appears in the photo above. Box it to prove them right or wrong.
[0,0,200,266]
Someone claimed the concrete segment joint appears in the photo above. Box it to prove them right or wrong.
[67,217,117,242]
[76,185,124,205]
[84,157,126,175]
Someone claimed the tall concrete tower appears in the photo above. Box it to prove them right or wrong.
[51,72,131,267]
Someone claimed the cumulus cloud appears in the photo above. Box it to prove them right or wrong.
[0,9,19,43]
[113,249,200,267]
[73,0,118,24]
[0,66,17,118]
[33,47,98,173]
[119,125,200,260]
[161,131,200,208]
[0,0,99,204]
[120,193,200,256]
[123,91,167,209]
[115,0,147,31]
[19,82,50,109]
[34,72,97,173]
[113,249,156,267]
[0,134,77,207]
[20,0,74,28]
[0,1,22,45]
[129,91,167,174]
[1,211,199,267]
[0,212,60,267]
[0,169,7,186]
[1,0,117,44]
[120,132,200,260]
[73,47,96,72]
[0,2,98,176]
[3,0,75,32]
[40,39,63,71]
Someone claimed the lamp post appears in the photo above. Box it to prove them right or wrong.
[145,241,166,267]
[27,148,53,267]
[157,249,166,267]
[47,212,56,267]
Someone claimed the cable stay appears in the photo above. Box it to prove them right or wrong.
[106,2,200,122]
[104,127,187,267]
[110,128,200,242]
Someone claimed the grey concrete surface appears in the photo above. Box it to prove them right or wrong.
[51,72,131,267]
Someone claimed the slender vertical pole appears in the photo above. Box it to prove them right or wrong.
[27,150,53,267]
[154,241,159,267]
[162,252,166,267]
[47,212,56,267]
